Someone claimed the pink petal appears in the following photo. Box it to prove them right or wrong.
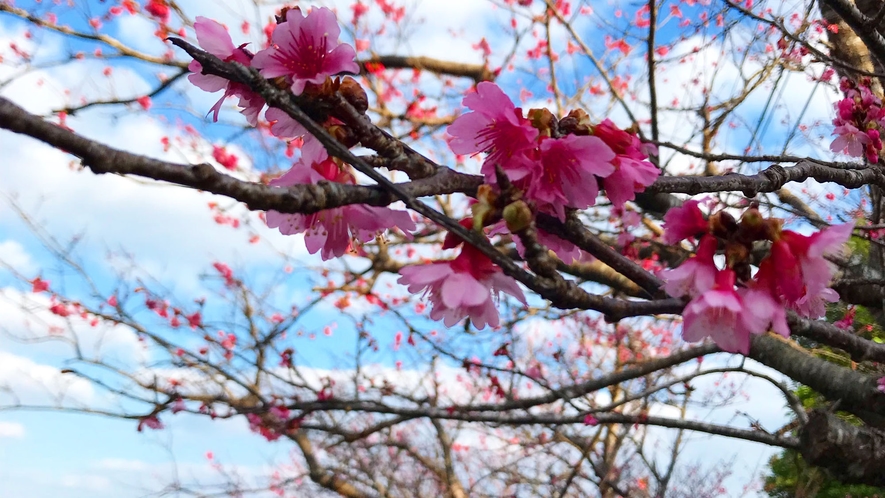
[441,273,489,308]
[194,17,236,58]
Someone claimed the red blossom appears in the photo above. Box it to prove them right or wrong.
[31,277,50,293]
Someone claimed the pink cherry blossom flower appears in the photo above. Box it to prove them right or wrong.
[490,221,585,264]
[830,123,870,158]
[171,398,186,413]
[593,119,661,207]
[398,245,526,329]
[265,139,416,259]
[662,199,708,244]
[530,134,616,220]
[767,240,804,303]
[602,156,660,207]
[737,286,790,339]
[660,234,717,298]
[188,17,265,123]
[447,82,540,183]
[137,415,164,432]
[265,107,307,139]
[31,277,50,293]
[252,7,360,95]
[682,270,751,354]
[775,222,853,316]
[792,286,840,319]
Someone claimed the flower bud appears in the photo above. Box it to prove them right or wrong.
[470,185,497,229]
[503,200,534,233]
[725,242,749,269]
[339,77,369,114]
[527,108,556,137]
[275,6,300,24]
[710,211,738,238]
[737,207,765,242]
[328,123,359,148]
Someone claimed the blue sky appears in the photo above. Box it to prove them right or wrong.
[0,0,849,496]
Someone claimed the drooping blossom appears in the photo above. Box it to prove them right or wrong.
[265,139,416,259]
[681,270,751,354]
[765,222,853,317]
[145,0,171,23]
[266,107,307,139]
[31,277,50,293]
[188,17,265,123]
[447,81,540,182]
[593,119,661,207]
[737,285,790,339]
[137,415,164,432]
[528,228,585,264]
[660,234,717,298]
[531,134,615,220]
[252,7,360,95]
[602,157,660,207]
[662,199,708,244]
[498,221,585,264]
[398,244,526,329]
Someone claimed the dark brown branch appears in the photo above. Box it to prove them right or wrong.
[0,96,478,213]
[800,409,885,486]
[647,162,885,197]
[749,333,885,427]
[788,312,885,363]
[821,0,885,69]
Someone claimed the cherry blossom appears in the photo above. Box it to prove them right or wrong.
[661,199,708,244]
[768,222,853,317]
[660,234,717,298]
[681,270,751,354]
[31,277,50,293]
[266,107,307,139]
[737,285,790,339]
[265,139,415,259]
[829,77,884,162]
[593,119,661,207]
[188,17,264,123]
[447,81,539,182]
[531,134,615,220]
[252,7,360,95]
[398,245,526,329]
[137,415,164,432]
[830,123,870,158]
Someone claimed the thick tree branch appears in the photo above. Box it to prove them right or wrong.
[647,162,885,197]
[800,409,885,486]
[820,0,885,68]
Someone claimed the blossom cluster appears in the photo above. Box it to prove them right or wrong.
[448,82,660,221]
[660,200,853,354]
[187,7,358,125]
[265,138,416,259]
[184,6,666,331]
[398,226,527,330]
[830,76,884,163]
[183,5,852,346]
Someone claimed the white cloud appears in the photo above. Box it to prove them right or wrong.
[0,240,35,275]
[0,421,25,438]
[0,351,97,406]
